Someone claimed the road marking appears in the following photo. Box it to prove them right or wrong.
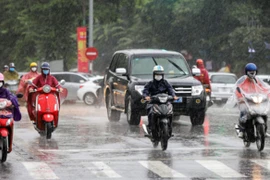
[196,160,246,178]
[139,161,186,178]
[251,160,270,170]
[22,162,59,179]
[89,162,121,178]
[38,147,270,152]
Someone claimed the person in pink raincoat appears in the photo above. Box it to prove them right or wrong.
[16,62,39,102]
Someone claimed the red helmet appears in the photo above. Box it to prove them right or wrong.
[196,59,204,65]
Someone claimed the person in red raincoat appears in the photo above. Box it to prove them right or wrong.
[235,63,270,138]
[194,59,211,90]
[16,62,39,102]
[27,62,63,121]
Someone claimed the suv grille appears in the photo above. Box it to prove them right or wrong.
[173,86,192,96]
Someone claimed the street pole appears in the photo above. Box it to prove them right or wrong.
[89,0,93,47]
[89,0,93,73]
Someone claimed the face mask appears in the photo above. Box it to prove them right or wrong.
[9,67,15,72]
[247,71,256,79]
[31,67,37,72]
[0,82,3,88]
[43,69,49,75]
[155,75,162,81]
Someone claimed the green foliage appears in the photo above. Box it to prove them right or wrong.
[1,0,270,75]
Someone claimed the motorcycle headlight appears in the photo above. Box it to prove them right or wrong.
[192,85,203,96]
[6,119,11,126]
[135,85,144,95]
[251,96,263,104]
[0,101,7,109]
[43,85,51,93]
[158,96,168,103]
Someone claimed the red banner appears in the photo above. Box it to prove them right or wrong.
[77,27,88,73]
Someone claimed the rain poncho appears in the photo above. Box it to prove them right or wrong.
[0,87,21,121]
[3,71,19,81]
[142,79,175,97]
[235,75,270,101]
[17,71,39,101]
[194,63,211,90]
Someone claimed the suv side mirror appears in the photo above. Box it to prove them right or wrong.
[79,80,85,83]
[192,68,201,76]
[116,68,127,75]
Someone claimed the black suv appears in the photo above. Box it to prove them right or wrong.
[104,49,206,125]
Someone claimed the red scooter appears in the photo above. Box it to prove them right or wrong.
[27,80,67,139]
[0,94,23,162]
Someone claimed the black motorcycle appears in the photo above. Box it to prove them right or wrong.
[142,93,175,151]
[235,86,269,151]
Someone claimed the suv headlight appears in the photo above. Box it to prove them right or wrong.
[135,85,144,95]
[192,85,203,96]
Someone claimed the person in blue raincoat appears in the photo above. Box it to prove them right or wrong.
[142,65,178,133]
[0,73,21,121]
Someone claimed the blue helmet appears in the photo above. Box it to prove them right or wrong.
[41,62,50,70]
[245,63,257,79]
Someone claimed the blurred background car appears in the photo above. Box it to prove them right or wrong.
[209,72,237,105]
[257,75,270,86]
[77,76,104,105]
[51,72,92,101]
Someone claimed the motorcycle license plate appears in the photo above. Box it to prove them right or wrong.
[174,97,182,103]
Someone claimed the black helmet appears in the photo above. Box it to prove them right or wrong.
[41,62,50,70]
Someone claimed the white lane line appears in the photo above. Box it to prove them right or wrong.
[38,147,270,152]
[22,162,59,179]
[251,160,270,170]
[88,162,121,178]
[196,160,246,178]
[139,161,186,178]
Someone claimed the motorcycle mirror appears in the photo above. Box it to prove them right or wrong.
[16,93,23,98]
[60,79,65,85]
[236,87,241,93]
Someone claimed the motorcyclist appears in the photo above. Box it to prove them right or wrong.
[235,63,270,138]
[142,65,178,133]
[0,73,21,121]
[3,63,19,81]
[16,62,40,102]
[194,59,211,91]
[27,62,63,121]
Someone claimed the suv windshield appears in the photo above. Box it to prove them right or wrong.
[131,55,190,78]
[211,75,236,84]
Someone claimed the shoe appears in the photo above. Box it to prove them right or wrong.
[238,131,244,138]
[147,125,152,134]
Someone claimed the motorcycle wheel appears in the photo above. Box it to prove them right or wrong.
[0,137,8,162]
[256,124,265,151]
[45,122,53,139]
[151,129,159,148]
[160,124,169,151]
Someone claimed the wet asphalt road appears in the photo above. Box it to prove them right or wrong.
[1,102,270,180]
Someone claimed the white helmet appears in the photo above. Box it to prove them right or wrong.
[153,65,164,75]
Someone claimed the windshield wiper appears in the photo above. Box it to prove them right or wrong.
[152,57,158,65]
[167,59,186,75]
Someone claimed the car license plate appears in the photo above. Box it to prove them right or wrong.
[174,97,182,103]
[219,88,230,93]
